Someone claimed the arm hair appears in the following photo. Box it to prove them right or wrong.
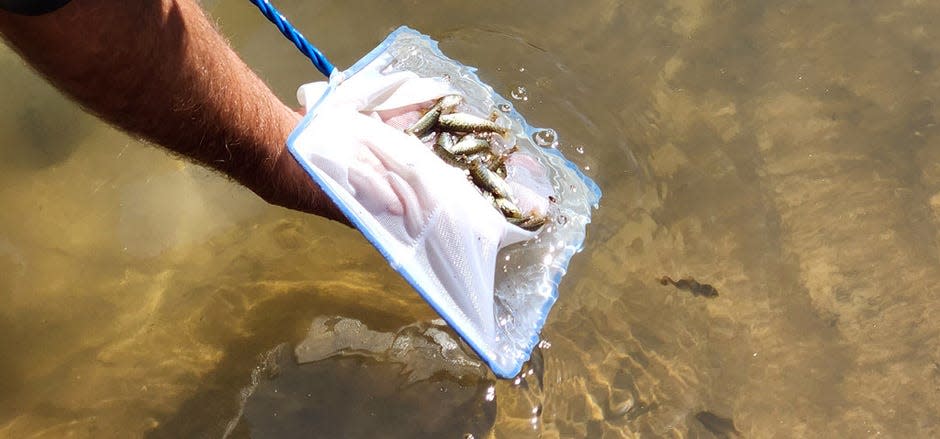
[0,0,344,221]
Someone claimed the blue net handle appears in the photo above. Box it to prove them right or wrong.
[247,0,335,77]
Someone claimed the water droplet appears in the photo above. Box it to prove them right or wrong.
[584,165,591,171]
[556,215,568,225]
[511,85,528,101]
[519,67,526,72]
[497,103,512,112]
[575,145,585,154]
[533,129,557,148]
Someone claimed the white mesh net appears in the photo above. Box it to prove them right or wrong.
[287,27,600,378]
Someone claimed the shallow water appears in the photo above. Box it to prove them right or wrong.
[3,0,940,437]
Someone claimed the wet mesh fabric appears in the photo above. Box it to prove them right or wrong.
[287,27,600,378]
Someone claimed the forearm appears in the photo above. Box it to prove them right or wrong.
[0,0,343,221]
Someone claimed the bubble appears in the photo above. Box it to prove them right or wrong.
[575,145,585,154]
[556,215,568,225]
[533,129,557,148]
[511,85,529,101]
[497,103,512,112]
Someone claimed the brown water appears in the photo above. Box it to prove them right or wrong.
[3,0,940,437]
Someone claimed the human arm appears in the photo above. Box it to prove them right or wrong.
[0,0,345,222]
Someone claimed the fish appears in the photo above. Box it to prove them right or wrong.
[487,148,515,176]
[432,133,468,169]
[694,411,740,438]
[437,113,507,135]
[437,131,456,148]
[515,213,549,231]
[406,94,463,137]
[469,158,513,199]
[658,276,719,298]
[449,134,492,156]
[493,197,523,219]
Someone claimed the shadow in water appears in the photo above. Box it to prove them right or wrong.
[144,285,495,438]
[0,77,92,171]
[226,347,496,439]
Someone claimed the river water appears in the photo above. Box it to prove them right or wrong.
[3,0,940,437]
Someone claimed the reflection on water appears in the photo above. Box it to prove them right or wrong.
[3,0,940,437]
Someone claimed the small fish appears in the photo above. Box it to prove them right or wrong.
[437,131,456,149]
[493,197,523,219]
[437,113,507,135]
[449,134,492,156]
[695,411,740,438]
[511,213,549,231]
[406,106,443,138]
[469,158,513,199]
[432,133,467,169]
[487,150,513,174]
[406,94,463,137]
[659,276,719,298]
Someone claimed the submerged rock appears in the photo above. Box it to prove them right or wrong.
[223,317,495,438]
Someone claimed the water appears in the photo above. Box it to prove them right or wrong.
[533,129,558,148]
[3,0,940,437]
